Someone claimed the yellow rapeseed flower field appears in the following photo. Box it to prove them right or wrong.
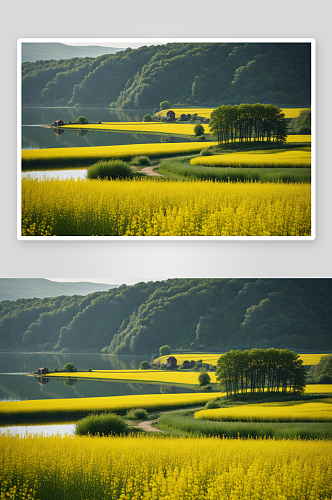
[155,353,324,366]
[191,150,311,168]
[48,369,217,385]
[0,392,222,421]
[21,142,216,166]
[0,434,331,500]
[195,399,332,423]
[63,122,198,136]
[156,107,308,119]
[21,178,311,236]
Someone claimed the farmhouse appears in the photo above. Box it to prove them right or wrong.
[166,356,178,369]
[37,367,49,375]
[54,119,64,127]
[166,110,176,122]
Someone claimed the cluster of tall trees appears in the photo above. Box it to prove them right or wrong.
[22,42,311,108]
[216,349,307,397]
[0,279,331,353]
[209,104,288,144]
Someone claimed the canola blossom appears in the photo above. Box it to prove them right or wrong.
[156,107,308,119]
[21,142,216,167]
[0,392,222,422]
[195,399,332,423]
[21,178,311,237]
[63,122,198,136]
[190,150,311,168]
[48,369,217,385]
[155,353,324,366]
[0,434,331,500]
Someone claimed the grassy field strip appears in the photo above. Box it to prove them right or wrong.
[1,435,330,500]
[195,400,332,423]
[48,370,216,385]
[156,107,308,119]
[0,393,221,421]
[21,178,311,236]
[191,150,311,168]
[155,353,324,365]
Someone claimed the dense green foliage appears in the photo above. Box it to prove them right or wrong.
[289,109,311,134]
[74,412,128,436]
[86,160,134,180]
[194,124,205,136]
[159,345,172,356]
[76,116,88,124]
[307,354,332,383]
[157,409,332,439]
[210,104,288,144]
[62,362,76,372]
[22,43,311,107]
[198,372,211,386]
[0,279,331,353]
[140,361,150,370]
[216,349,306,397]
[125,408,149,420]
[131,156,150,166]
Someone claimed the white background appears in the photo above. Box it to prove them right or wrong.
[1,0,331,284]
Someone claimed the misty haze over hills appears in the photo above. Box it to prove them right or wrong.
[22,43,125,63]
[0,278,119,301]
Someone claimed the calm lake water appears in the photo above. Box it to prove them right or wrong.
[0,352,194,402]
[22,107,190,150]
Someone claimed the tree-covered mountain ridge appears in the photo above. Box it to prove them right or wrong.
[0,279,330,354]
[22,42,311,108]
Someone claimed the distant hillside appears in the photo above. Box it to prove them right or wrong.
[0,279,330,353]
[22,43,125,63]
[0,279,119,302]
[21,42,311,108]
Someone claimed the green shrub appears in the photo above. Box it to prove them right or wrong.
[204,399,220,410]
[131,156,150,166]
[86,160,133,180]
[200,148,213,156]
[194,124,205,136]
[140,361,150,370]
[160,100,170,110]
[63,363,76,372]
[126,408,148,420]
[75,412,128,436]
[143,114,152,122]
[159,345,171,356]
[198,372,211,386]
[76,116,88,124]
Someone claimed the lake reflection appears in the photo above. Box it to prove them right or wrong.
[0,353,195,401]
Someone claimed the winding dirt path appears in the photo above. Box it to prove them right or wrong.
[139,153,198,177]
[131,405,205,433]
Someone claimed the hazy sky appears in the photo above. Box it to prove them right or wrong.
[66,41,165,49]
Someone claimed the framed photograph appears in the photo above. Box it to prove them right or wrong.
[18,38,315,239]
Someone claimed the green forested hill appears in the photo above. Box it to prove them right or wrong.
[0,279,330,353]
[22,43,124,63]
[22,42,311,108]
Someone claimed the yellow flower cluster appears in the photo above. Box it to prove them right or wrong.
[195,399,332,423]
[63,122,198,136]
[155,353,324,366]
[48,369,217,385]
[156,107,308,119]
[190,150,311,168]
[21,178,311,237]
[0,392,221,420]
[1,434,331,500]
[21,142,216,165]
